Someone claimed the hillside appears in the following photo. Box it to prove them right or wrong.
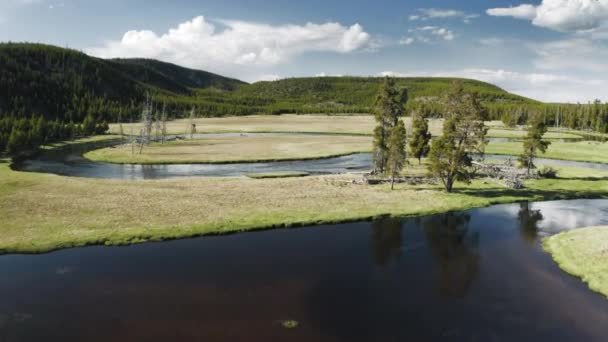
[232,76,536,114]
[0,43,247,123]
[107,58,246,93]
[0,43,536,123]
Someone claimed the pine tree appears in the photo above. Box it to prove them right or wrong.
[428,82,488,193]
[372,77,407,173]
[409,112,431,164]
[519,114,551,175]
[386,120,407,190]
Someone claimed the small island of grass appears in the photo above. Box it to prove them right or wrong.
[84,134,372,164]
[544,226,608,298]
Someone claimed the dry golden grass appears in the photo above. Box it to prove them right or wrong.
[109,114,446,137]
[85,134,372,164]
[109,114,584,140]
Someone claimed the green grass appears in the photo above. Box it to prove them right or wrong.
[84,134,372,164]
[544,226,608,298]
[40,135,122,150]
[2,137,608,254]
[487,128,582,140]
[246,172,310,179]
[486,141,608,164]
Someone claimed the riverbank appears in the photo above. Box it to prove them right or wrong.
[544,226,608,298]
[2,141,608,254]
[84,134,372,164]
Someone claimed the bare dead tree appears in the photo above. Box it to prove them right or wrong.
[161,103,167,144]
[139,93,153,154]
[187,106,196,139]
[153,103,161,142]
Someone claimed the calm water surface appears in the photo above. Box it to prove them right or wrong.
[2,199,608,341]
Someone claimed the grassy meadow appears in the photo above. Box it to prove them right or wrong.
[544,226,608,298]
[85,134,372,164]
[2,135,608,254]
[486,141,608,164]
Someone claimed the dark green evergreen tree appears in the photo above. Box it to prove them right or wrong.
[519,114,551,175]
[372,77,407,173]
[428,82,487,193]
[409,112,431,164]
[386,120,407,190]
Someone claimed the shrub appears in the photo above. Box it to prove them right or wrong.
[537,166,558,179]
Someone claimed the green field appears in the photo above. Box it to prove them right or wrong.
[109,115,582,141]
[486,141,608,164]
[85,134,372,164]
[2,137,608,254]
[544,226,608,298]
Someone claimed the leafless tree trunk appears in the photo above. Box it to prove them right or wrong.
[161,103,167,144]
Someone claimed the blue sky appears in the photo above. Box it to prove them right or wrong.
[2,0,608,102]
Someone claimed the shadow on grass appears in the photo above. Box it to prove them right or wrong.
[451,186,608,201]
[556,176,608,181]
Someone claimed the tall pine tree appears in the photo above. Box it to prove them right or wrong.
[409,111,431,164]
[387,120,407,190]
[372,77,407,173]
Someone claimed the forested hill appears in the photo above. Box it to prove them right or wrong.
[0,42,551,154]
[233,76,536,114]
[0,43,246,122]
[0,43,536,123]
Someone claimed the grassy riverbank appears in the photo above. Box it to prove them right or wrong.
[2,137,608,254]
[544,226,608,298]
[84,134,372,164]
[486,141,608,164]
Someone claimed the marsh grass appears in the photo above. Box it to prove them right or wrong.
[544,226,608,298]
[486,141,608,164]
[84,134,373,164]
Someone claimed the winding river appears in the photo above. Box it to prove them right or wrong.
[2,199,608,341]
[10,135,608,179]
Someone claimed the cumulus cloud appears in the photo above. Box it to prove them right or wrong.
[378,69,607,102]
[87,16,371,72]
[487,0,608,32]
[409,8,479,23]
[487,4,537,20]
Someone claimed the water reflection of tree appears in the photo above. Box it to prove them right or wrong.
[518,202,544,243]
[371,218,403,267]
[423,212,480,298]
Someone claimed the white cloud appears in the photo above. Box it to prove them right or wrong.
[487,4,537,20]
[408,26,455,41]
[409,8,479,23]
[315,72,344,77]
[253,74,282,82]
[378,69,607,102]
[87,16,371,72]
[399,37,415,45]
[487,0,608,33]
